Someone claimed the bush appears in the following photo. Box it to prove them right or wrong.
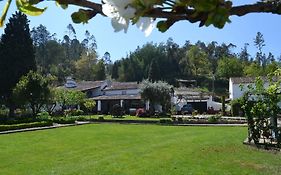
[177,117,183,123]
[230,98,243,116]
[208,115,221,123]
[98,116,104,121]
[37,111,51,121]
[159,118,172,124]
[192,110,198,116]
[52,117,76,124]
[0,121,53,132]
[64,109,84,117]
[111,104,124,118]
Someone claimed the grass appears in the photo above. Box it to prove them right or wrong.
[0,124,280,175]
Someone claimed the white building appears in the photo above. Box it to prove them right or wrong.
[229,77,272,100]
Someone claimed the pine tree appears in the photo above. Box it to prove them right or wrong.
[148,58,160,82]
[0,11,36,116]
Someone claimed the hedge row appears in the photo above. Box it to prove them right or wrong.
[0,121,53,132]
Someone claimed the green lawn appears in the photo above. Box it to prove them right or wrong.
[0,124,280,175]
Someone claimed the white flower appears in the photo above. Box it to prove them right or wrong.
[102,0,154,36]
[102,0,135,33]
[136,17,154,37]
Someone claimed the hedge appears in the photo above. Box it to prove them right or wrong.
[0,121,53,132]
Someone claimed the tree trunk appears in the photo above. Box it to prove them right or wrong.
[8,104,15,117]
[221,96,225,116]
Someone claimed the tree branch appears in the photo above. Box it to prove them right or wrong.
[54,1,281,22]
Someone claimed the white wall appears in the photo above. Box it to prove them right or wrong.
[229,80,270,100]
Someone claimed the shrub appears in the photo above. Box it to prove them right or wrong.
[230,98,242,116]
[98,116,104,121]
[159,118,172,124]
[111,104,124,118]
[0,121,53,132]
[36,111,51,121]
[52,117,76,124]
[192,110,198,117]
[64,109,84,117]
[208,115,221,123]
[83,99,96,113]
[177,117,183,123]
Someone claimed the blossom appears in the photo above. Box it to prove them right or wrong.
[102,0,154,36]
[136,17,154,37]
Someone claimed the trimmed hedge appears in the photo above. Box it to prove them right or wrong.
[0,121,53,132]
[52,117,76,124]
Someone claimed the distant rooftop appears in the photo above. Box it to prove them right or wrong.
[59,80,105,91]
[103,82,139,91]
[230,76,279,84]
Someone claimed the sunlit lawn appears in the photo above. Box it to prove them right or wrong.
[0,124,280,175]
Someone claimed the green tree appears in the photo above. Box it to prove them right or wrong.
[54,88,86,110]
[74,52,97,80]
[186,45,211,76]
[239,43,251,63]
[0,11,36,117]
[111,61,121,80]
[93,60,106,80]
[13,71,51,116]
[244,62,263,77]
[148,58,161,82]
[216,57,244,79]
[254,32,266,67]
[31,24,52,73]
[140,80,172,113]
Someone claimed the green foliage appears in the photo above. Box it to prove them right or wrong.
[13,71,51,116]
[0,121,52,132]
[230,98,242,116]
[111,104,124,118]
[140,80,172,112]
[36,111,51,121]
[0,11,36,116]
[16,0,47,16]
[208,115,221,123]
[216,57,244,79]
[148,58,161,82]
[52,117,76,124]
[83,99,96,113]
[64,109,84,117]
[159,118,172,124]
[93,60,106,80]
[71,9,92,24]
[54,88,86,109]
[240,71,281,148]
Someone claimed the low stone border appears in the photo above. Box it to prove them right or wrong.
[243,138,280,151]
[0,121,91,135]
[0,120,247,135]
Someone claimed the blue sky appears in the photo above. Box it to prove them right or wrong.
[0,0,281,61]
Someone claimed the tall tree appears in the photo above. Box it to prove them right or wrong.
[186,45,210,76]
[216,57,244,79]
[0,11,36,116]
[148,58,161,82]
[254,32,266,66]
[31,24,52,73]
[93,60,106,80]
[239,43,250,63]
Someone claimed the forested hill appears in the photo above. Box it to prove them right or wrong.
[25,24,280,94]
[111,34,280,94]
